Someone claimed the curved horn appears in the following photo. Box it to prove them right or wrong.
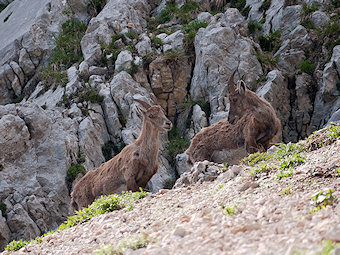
[228,70,237,94]
[134,98,152,110]
[150,93,158,105]
[236,80,246,95]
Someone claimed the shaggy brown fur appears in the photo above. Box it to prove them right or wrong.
[70,99,172,211]
[186,112,253,165]
[228,72,281,153]
[186,71,281,165]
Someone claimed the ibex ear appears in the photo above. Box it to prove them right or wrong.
[135,105,146,116]
[237,80,246,95]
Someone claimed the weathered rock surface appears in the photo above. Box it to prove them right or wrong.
[0,0,69,104]
[191,8,263,117]
[80,0,150,65]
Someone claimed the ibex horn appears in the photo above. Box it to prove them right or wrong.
[228,69,237,94]
[134,98,152,110]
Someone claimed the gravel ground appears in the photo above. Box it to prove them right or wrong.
[2,139,340,255]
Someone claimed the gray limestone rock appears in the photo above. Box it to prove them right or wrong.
[115,50,133,72]
[81,0,150,65]
[311,11,330,29]
[136,33,152,57]
[0,0,69,104]
[191,8,263,115]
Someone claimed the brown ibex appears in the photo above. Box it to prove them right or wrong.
[186,71,281,165]
[71,98,172,210]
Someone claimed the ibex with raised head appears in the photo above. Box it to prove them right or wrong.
[71,97,172,210]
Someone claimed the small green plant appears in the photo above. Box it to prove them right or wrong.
[302,3,319,15]
[258,30,281,52]
[221,163,228,172]
[39,67,68,88]
[218,184,224,190]
[259,0,271,12]
[78,87,104,104]
[5,240,29,252]
[281,186,293,195]
[125,32,139,40]
[248,20,262,34]
[310,189,334,213]
[250,161,272,175]
[327,123,340,142]
[337,168,340,176]
[280,153,305,170]
[94,243,114,255]
[66,164,87,182]
[102,141,125,161]
[152,37,163,47]
[318,240,340,255]
[87,0,107,17]
[0,202,7,219]
[167,127,189,160]
[0,2,9,13]
[182,19,209,52]
[276,169,293,179]
[299,59,315,74]
[242,151,270,166]
[221,204,238,216]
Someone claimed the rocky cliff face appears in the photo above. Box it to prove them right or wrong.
[0,0,339,250]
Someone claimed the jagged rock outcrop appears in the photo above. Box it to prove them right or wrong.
[190,8,263,121]
[0,0,69,104]
[80,0,150,66]
[0,102,78,248]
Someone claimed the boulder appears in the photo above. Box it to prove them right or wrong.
[311,11,330,29]
[0,215,11,251]
[115,50,133,72]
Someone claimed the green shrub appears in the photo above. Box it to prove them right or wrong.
[39,67,68,88]
[78,87,104,104]
[0,2,9,13]
[0,202,7,219]
[50,20,87,69]
[248,20,262,34]
[302,3,319,15]
[258,30,281,52]
[66,164,87,182]
[102,141,125,161]
[5,240,29,252]
[152,37,163,47]
[87,0,107,17]
[167,127,189,159]
[299,59,315,74]
[259,0,271,12]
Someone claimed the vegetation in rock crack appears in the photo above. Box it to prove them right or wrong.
[78,86,104,104]
[94,233,152,255]
[259,0,271,12]
[66,163,87,182]
[310,189,334,213]
[102,141,126,162]
[87,0,107,17]
[299,59,315,74]
[39,19,87,88]
[0,2,9,13]
[281,186,293,195]
[182,19,209,53]
[0,202,7,219]
[248,20,262,34]
[258,30,282,52]
[5,189,147,252]
[167,127,189,162]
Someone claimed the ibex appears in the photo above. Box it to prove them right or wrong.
[71,98,172,210]
[186,71,281,165]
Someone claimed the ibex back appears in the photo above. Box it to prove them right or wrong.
[71,98,172,211]
[186,71,281,165]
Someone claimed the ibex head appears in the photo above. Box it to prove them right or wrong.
[134,97,173,131]
[227,70,249,124]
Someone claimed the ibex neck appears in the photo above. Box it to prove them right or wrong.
[136,119,160,155]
